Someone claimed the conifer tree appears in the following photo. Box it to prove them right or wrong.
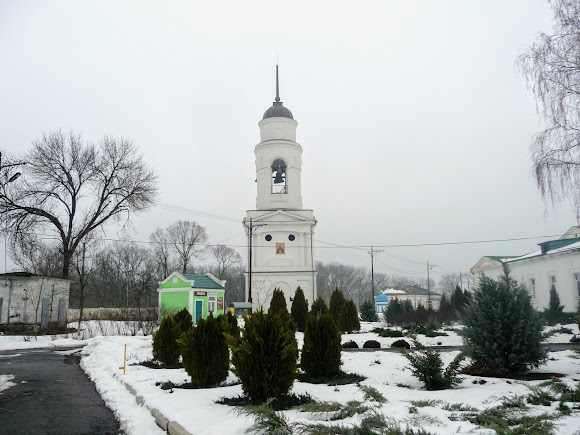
[438,293,455,323]
[268,288,288,316]
[310,296,328,317]
[152,315,181,365]
[387,297,403,314]
[179,314,229,388]
[173,307,193,334]
[227,311,298,402]
[301,314,342,378]
[416,302,427,314]
[359,299,379,322]
[451,285,466,311]
[219,311,240,340]
[291,287,309,332]
[339,299,360,333]
[329,288,346,323]
[544,287,565,325]
[439,294,452,311]
[463,266,546,373]
[403,299,415,313]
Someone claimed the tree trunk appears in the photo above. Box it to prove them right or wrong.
[62,250,73,279]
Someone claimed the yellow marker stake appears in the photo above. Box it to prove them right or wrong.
[119,344,126,375]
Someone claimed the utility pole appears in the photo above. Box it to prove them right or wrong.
[368,246,384,302]
[426,261,437,309]
[246,217,266,311]
[248,218,253,307]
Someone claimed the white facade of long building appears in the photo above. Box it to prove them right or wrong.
[470,226,580,312]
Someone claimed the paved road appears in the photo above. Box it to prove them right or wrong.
[0,347,120,435]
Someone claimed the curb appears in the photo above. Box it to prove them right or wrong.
[120,380,193,435]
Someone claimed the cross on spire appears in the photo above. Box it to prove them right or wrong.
[275,64,280,102]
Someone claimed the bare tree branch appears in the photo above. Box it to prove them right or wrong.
[0,130,158,278]
[516,0,580,211]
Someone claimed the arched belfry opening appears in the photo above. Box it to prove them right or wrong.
[271,159,287,194]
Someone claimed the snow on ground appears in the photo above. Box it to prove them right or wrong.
[2,320,580,433]
[81,336,164,434]
[76,322,580,435]
[0,335,85,351]
[0,374,16,393]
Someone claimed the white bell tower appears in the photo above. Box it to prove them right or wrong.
[243,66,317,311]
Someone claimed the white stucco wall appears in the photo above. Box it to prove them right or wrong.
[472,252,580,312]
[0,276,70,325]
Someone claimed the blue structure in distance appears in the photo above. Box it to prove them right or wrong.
[375,293,388,314]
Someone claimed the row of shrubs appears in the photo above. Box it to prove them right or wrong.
[269,286,361,333]
[153,265,577,399]
[152,306,346,401]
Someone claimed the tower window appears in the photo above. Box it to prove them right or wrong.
[265,235,272,241]
[288,235,295,241]
[271,159,287,194]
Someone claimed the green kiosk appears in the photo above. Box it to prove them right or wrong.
[157,272,226,323]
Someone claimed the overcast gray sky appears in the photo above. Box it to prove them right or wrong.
[0,0,574,284]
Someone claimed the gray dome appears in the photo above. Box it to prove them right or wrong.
[263,101,293,120]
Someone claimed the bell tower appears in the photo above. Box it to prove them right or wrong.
[243,66,317,311]
[255,65,303,210]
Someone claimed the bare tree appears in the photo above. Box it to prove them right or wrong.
[209,244,242,279]
[437,273,460,297]
[0,130,157,278]
[149,227,174,279]
[166,220,208,274]
[70,238,101,329]
[517,0,580,209]
[9,233,62,277]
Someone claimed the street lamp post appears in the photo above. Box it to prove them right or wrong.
[0,151,25,326]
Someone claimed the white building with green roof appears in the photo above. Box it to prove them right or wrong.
[157,272,226,323]
[470,226,580,312]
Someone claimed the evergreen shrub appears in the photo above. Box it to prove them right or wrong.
[329,288,346,323]
[173,307,193,334]
[152,315,181,365]
[269,288,288,316]
[301,313,342,378]
[291,287,309,332]
[403,342,465,390]
[339,299,361,333]
[372,328,404,338]
[310,297,328,317]
[462,266,547,373]
[221,311,240,339]
[342,340,359,349]
[179,314,229,388]
[359,300,379,322]
[363,340,381,349]
[391,339,410,349]
[544,287,564,325]
[227,311,298,402]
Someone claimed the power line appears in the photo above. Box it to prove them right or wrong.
[25,232,564,250]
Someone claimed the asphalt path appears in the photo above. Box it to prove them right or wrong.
[0,346,120,435]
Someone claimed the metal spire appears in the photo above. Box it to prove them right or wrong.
[275,64,280,102]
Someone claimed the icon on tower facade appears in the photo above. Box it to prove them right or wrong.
[243,65,318,311]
